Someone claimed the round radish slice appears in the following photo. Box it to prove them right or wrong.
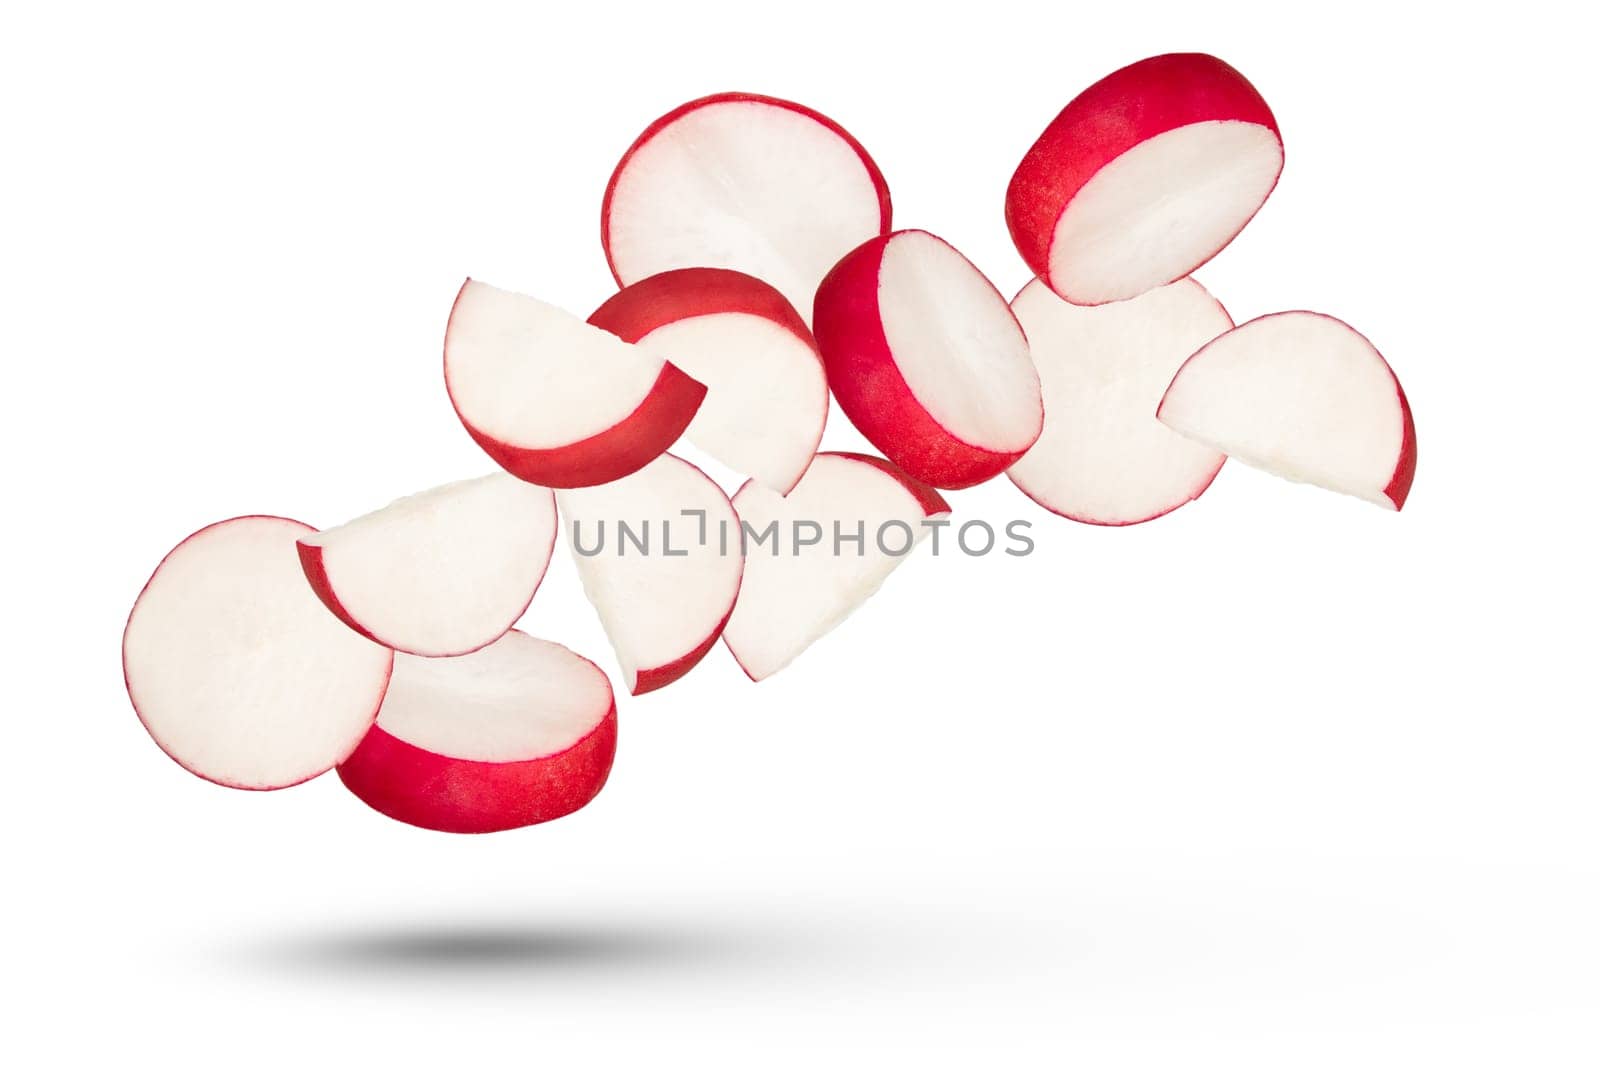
[588,268,827,494]
[557,454,743,695]
[1157,312,1417,510]
[122,516,394,790]
[723,452,949,682]
[602,92,891,321]
[444,278,706,488]
[1007,53,1283,306]
[337,632,616,834]
[813,230,1042,489]
[297,473,557,657]
[1007,277,1233,525]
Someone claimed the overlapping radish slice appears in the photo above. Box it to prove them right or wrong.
[813,230,1043,489]
[602,92,891,321]
[1158,311,1417,509]
[1007,53,1283,306]
[557,454,743,694]
[297,473,557,657]
[444,279,706,488]
[337,631,616,834]
[589,268,828,494]
[1007,277,1233,525]
[723,452,950,681]
[122,516,394,790]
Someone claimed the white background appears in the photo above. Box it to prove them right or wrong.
[6,2,1596,1062]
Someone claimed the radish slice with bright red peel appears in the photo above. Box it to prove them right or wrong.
[296,473,557,657]
[122,516,394,790]
[588,268,828,494]
[1007,53,1283,306]
[813,230,1042,489]
[1007,277,1232,525]
[723,452,950,682]
[602,92,891,321]
[444,279,706,488]
[337,631,616,834]
[1158,311,1417,510]
[557,453,743,694]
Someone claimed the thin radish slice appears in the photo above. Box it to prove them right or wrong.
[557,454,743,694]
[444,279,706,488]
[337,632,616,834]
[602,92,891,321]
[813,230,1042,489]
[1158,311,1417,510]
[723,452,949,681]
[1007,277,1233,525]
[1007,53,1283,306]
[297,473,557,657]
[122,516,394,790]
[589,268,827,494]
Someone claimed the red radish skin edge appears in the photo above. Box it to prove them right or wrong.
[122,516,395,791]
[1006,53,1283,306]
[601,92,893,289]
[632,601,736,695]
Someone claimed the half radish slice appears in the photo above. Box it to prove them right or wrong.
[602,92,891,321]
[297,473,557,657]
[445,279,706,488]
[122,516,394,790]
[1157,311,1417,510]
[337,632,616,834]
[723,452,949,681]
[1007,53,1283,306]
[1007,277,1233,525]
[557,454,743,694]
[589,268,827,494]
[813,230,1042,489]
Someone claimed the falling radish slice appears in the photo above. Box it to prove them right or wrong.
[445,279,706,488]
[122,516,394,790]
[337,631,616,834]
[813,230,1043,489]
[1158,311,1417,510]
[557,454,743,694]
[589,268,828,495]
[602,92,891,321]
[297,473,557,657]
[1007,277,1233,525]
[723,452,950,681]
[1007,53,1283,306]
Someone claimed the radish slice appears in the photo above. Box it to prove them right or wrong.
[337,632,616,834]
[1007,53,1283,306]
[813,230,1042,489]
[296,473,557,657]
[444,279,706,488]
[1007,277,1233,525]
[723,452,949,681]
[1158,312,1417,510]
[122,516,394,790]
[588,268,828,495]
[557,454,743,694]
[602,92,891,321]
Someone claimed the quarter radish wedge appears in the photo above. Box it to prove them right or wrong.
[297,473,557,657]
[445,279,706,488]
[723,452,949,681]
[557,454,743,695]
[1157,311,1417,510]
[337,631,616,834]
[1007,277,1232,525]
[813,230,1042,489]
[1007,53,1283,306]
[602,92,891,322]
[122,516,394,790]
[589,268,828,495]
